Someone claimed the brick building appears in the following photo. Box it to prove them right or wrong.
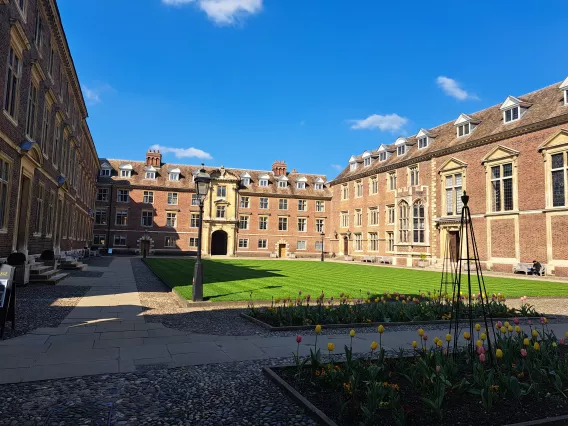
[93,152,332,258]
[0,0,99,259]
[329,79,568,276]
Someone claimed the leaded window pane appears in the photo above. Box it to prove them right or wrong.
[492,180,501,212]
[552,154,564,169]
[503,178,513,211]
[552,170,565,207]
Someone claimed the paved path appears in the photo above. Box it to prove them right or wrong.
[2,256,568,385]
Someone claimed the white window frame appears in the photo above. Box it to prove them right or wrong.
[296,240,307,250]
[297,217,307,232]
[364,157,372,167]
[117,189,129,203]
[379,152,387,161]
[120,170,131,178]
[315,200,325,212]
[315,218,324,233]
[259,197,269,209]
[238,238,249,248]
[141,211,153,227]
[114,235,126,247]
[97,188,109,202]
[115,210,128,226]
[259,179,269,187]
[164,236,176,248]
[278,199,288,210]
[298,199,307,211]
[100,168,111,177]
[278,180,287,188]
[409,166,419,186]
[189,237,199,247]
[240,196,250,208]
[368,233,378,251]
[166,212,177,227]
[169,172,180,181]
[350,162,357,171]
[191,213,200,228]
[397,145,406,156]
[217,185,227,198]
[216,205,226,218]
[241,177,250,186]
[368,207,379,226]
[258,216,268,230]
[340,211,349,228]
[143,191,154,204]
[239,215,249,230]
[418,137,428,149]
[258,239,268,249]
[167,192,178,205]
[342,184,349,200]
[503,106,520,124]
[355,209,362,227]
[145,171,155,179]
[457,123,470,138]
[388,172,396,191]
[353,233,363,251]
[356,180,363,197]
[278,217,288,231]
[314,183,323,190]
[296,181,306,189]
[370,177,378,194]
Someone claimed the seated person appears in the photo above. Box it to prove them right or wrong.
[532,260,542,276]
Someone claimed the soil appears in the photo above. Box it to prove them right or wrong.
[277,366,568,426]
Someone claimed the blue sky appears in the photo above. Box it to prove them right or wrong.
[59,0,568,177]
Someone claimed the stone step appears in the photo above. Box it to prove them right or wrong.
[29,272,69,284]
[60,262,87,270]
[30,268,59,279]
[30,265,53,274]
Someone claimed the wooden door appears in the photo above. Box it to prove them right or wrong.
[278,244,286,258]
[343,237,349,256]
[448,231,459,262]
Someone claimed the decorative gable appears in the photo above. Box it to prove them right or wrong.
[454,114,480,137]
[438,157,468,173]
[481,145,520,164]
[500,96,531,123]
[538,128,568,152]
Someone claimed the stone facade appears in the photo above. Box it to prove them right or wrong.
[0,0,99,259]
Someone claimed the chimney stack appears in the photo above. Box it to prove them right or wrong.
[146,149,162,167]
[272,160,287,176]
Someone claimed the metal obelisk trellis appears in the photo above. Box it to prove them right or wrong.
[438,230,458,301]
[448,191,496,363]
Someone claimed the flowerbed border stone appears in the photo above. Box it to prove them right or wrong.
[241,313,551,332]
[264,364,568,426]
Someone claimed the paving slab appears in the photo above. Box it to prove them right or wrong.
[47,334,100,344]
[142,335,194,345]
[99,330,149,340]
[133,357,174,367]
[94,338,145,349]
[47,341,96,353]
[95,323,136,333]
[29,327,70,336]
[134,323,165,331]
[167,341,221,355]
[35,347,119,366]
[0,367,27,384]
[0,343,50,356]
[172,351,232,367]
[0,334,49,345]
[0,355,39,369]
[120,344,170,360]
[23,359,119,382]
[66,325,98,334]
[147,328,190,338]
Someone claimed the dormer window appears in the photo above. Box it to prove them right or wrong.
[100,168,110,177]
[314,177,325,190]
[500,96,531,125]
[145,171,155,179]
[418,137,428,149]
[240,172,251,186]
[565,89,568,106]
[504,107,519,123]
[457,123,470,137]
[278,180,287,188]
[560,77,568,106]
[397,145,406,156]
[259,174,270,187]
[379,152,387,161]
[296,177,307,189]
[119,164,133,178]
[100,164,111,177]
[168,167,181,181]
[362,151,372,167]
[349,156,357,171]
[416,129,435,149]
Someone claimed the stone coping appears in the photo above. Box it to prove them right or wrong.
[241,313,552,332]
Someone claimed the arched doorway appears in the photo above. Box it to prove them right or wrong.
[211,230,228,255]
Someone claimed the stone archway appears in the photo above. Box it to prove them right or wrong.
[211,230,228,255]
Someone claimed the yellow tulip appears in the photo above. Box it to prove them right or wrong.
[327,343,335,352]
[433,337,439,344]
[534,342,540,351]
[532,329,538,338]
[315,325,322,334]
[523,338,530,346]
[565,331,568,339]
[418,328,424,337]
[445,334,452,342]
[496,349,503,359]
[378,325,385,334]
[370,341,379,351]
[504,322,510,328]
[463,331,471,340]
[508,326,513,333]
[480,333,486,341]
[412,340,418,349]
[500,326,507,334]
[349,329,355,338]
[515,325,521,333]
[475,323,481,331]
[436,340,443,347]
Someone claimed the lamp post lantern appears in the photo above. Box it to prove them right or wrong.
[192,165,211,302]
[320,231,325,262]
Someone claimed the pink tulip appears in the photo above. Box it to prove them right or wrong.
[560,338,565,345]
[513,317,520,325]
[479,353,486,363]
[423,334,428,341]
[296,335,302,343]
[528,320,532,326]
[436,365,441,373]
[539,317,546,325]
[496,321,503,328]
[477,345,485,355]
[520,349,527,357]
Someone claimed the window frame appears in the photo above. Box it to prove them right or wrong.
[94,209,107,225]
[418,137,429,149]
[240,196,250,208]
[4,46,22,122]
[141,210,153,227]
[217,185,227,198]
[340,211,349,228]
[355,180,363,197]
[191,213,200,228]
[296,181,306,190]
[117,189,130,203]
[239,215,249,230]
[413,202,425,243]
[386,231,394,252]
[315,200,325,212]
[115,210,128,226]
[368,232,378,251]
[164,236,176,248]
[370,177,378,194]
[144,171,155,179]
[238,238,249,249]
[297,199,307,211]
[368,207,379,226]
[315,218,324,233]
[396,145,406,156]
[409,166,419,187]
[354,209,362,227]
[167,192,178,205]
[278,216,288,231]
[482,150,518,214]
[278,198,288,210]
[258,239,268,249]
[97,188,109,202]
[259,197,269,209]
[143,190,154,204]
[388,172,397,191]
[353,233,363,251]
[296,240,307,250]
[297,217,307,232]
[258,215,268,230]
[278,180,287,188]
[113,235,126,247]
[166,212,177,227]
[503,106,520,123]
[398,201,409,243]
[216,205,226,219]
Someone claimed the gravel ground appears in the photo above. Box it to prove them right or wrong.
[2,284,89,340]
[0,359,317,426]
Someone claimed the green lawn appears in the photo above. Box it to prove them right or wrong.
[143,258,568,302]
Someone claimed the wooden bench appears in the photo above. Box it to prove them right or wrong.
[379,256,393,265]
[513,263,547,276]
[361,256,377,263]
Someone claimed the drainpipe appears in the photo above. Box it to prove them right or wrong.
[106,184,113,252]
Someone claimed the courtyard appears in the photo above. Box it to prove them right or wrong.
[143,257,568,301]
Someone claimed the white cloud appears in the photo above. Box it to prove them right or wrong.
[436,76,479,101]
[331,164,342,170]
[150,144,213,160]
[349,113,408,132]
[81,83,113,105]
[162,0,263,25]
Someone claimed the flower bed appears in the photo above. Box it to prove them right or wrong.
[247,292,541,328]
[267,321,568,425]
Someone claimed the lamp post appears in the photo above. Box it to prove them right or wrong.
[143,229,149,258]
[320,231,325,262]
[192,165,211,302]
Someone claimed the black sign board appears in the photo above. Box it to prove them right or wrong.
[0,264,15,339]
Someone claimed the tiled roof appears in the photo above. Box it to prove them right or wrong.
[97,159,332,198]
[331,81,568,184]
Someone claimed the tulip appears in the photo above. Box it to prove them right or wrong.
[370,341,379,351]
[445,334,452,342]
[528,320,532,326]
[327,343,335,352]
[418,328,424,337]
[475,323,481,331]
[523,338,530,346]
[515,325,521,333]
[349,329,355,338]
[508,326,513,333]
[552,342,558,348]
[463,331,471,340]
[477,345,485,355]
[504,321,510,328]
[532,329,538,338]
[496,321,503,329]
[560,338,565,345]
[500,326,507,334]
[480,333,486,341]
[513,317,520,325]
[436,340,443,348]
[534,342,540,351]
[412,340,418,349]
[479,353,486,363]
[423,334,428,341]
[296,335,302,343]
[520,348,527,357]
[315,324,322,334]
[496,349,503,359]
[476,339,483,348]
[565,331,568,339]
[434,337,439,344]
[378,325,385,334]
